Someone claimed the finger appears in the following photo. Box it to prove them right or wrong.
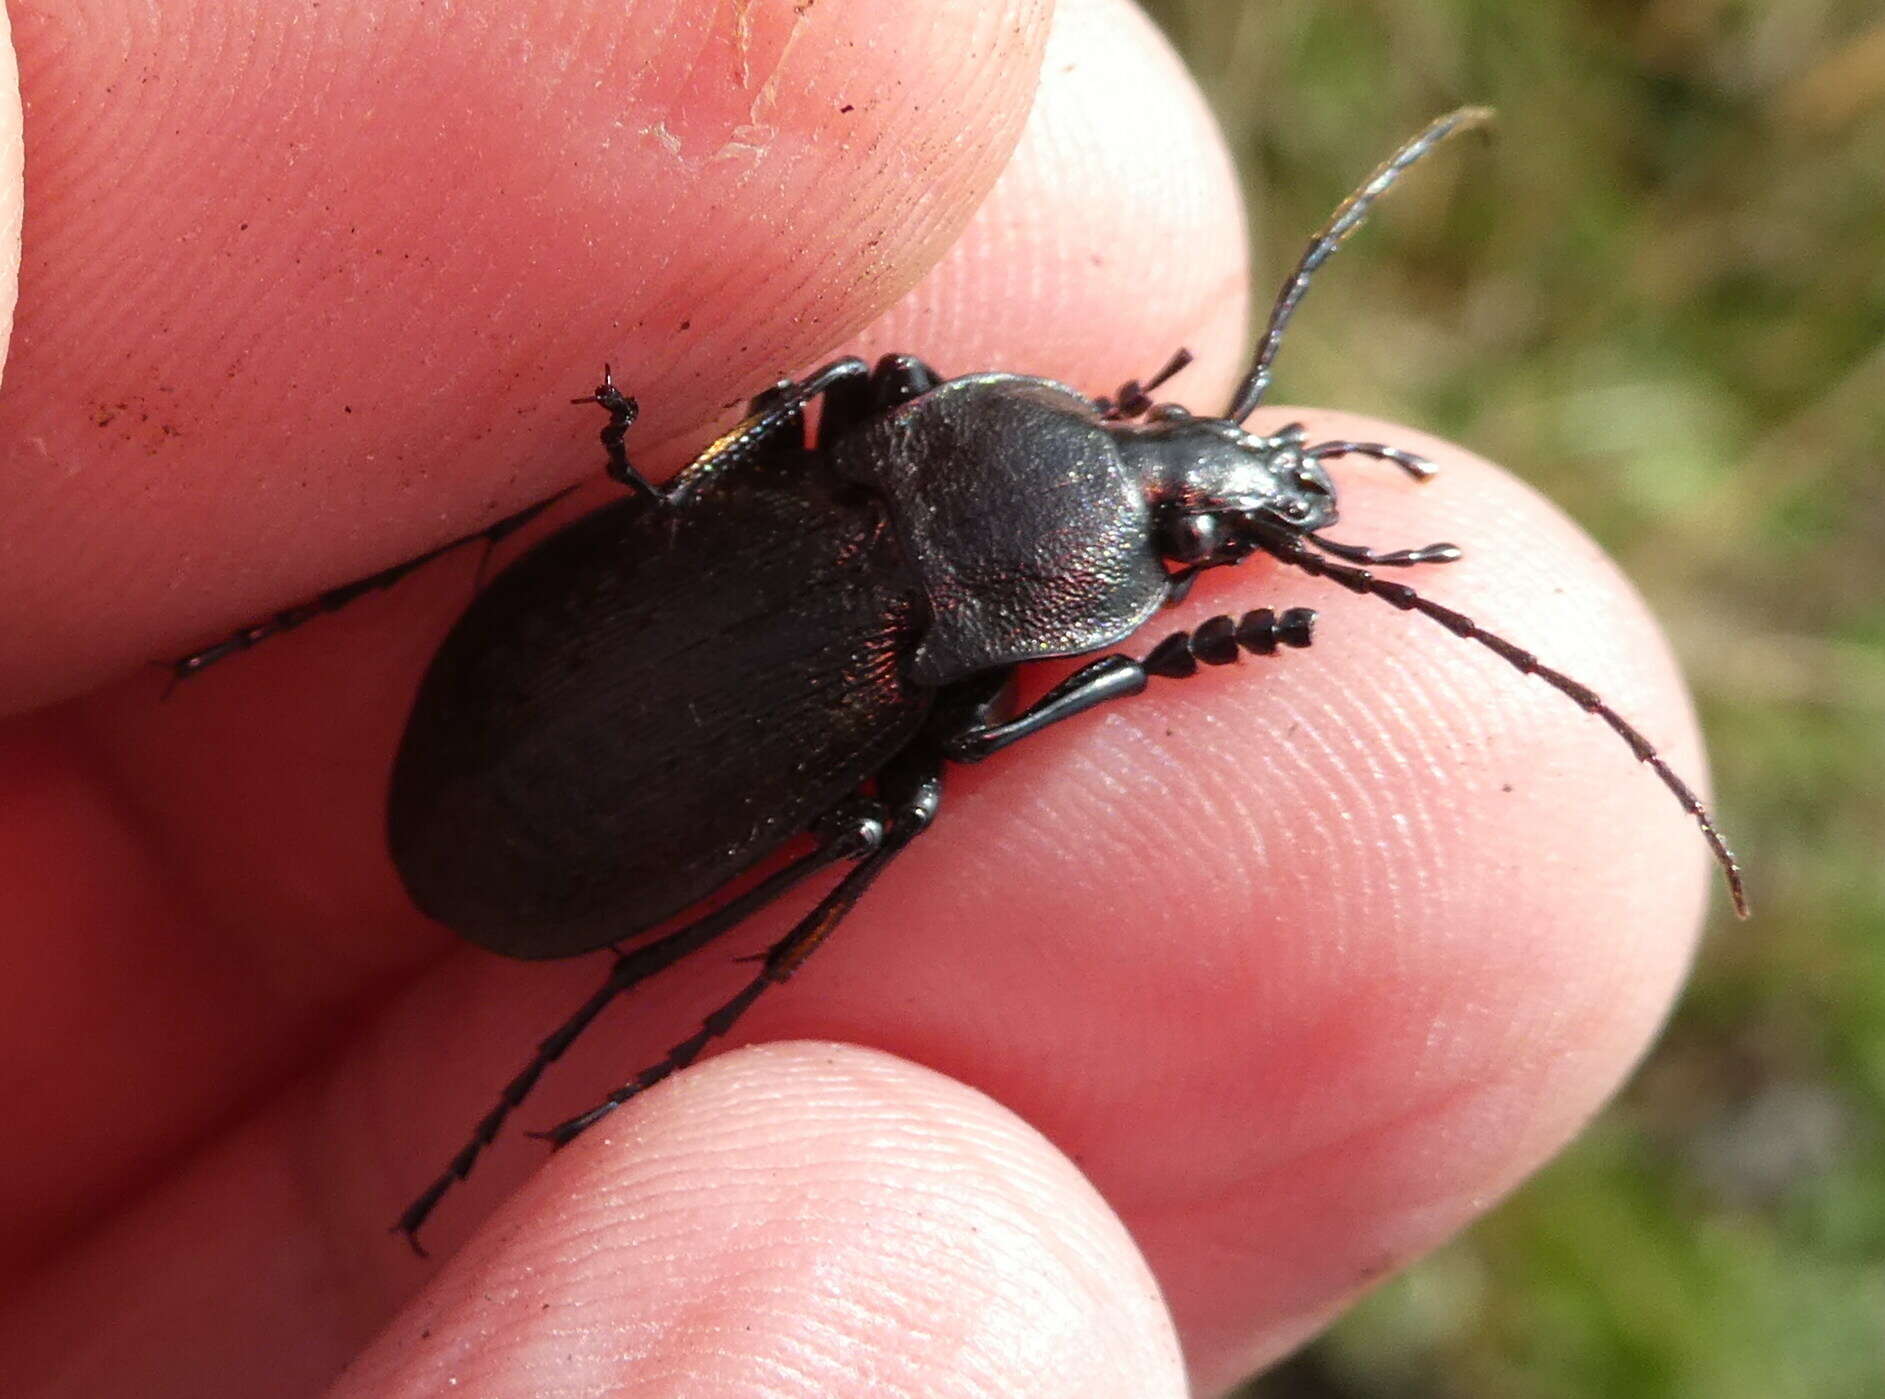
[0,0,1216,1269]
[10,12,1709,1398]
[0,1047,1184,1397]
[853,0,1250,408]
[0,0,1049,1264]
[1088,413,1713,1390]
[331,1044,1185,1399]
[0,0,1049,713]
[356,419,1708,1392]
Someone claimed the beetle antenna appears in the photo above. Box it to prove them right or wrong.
[1260,529,1749,917]
[1226,107,1494,424]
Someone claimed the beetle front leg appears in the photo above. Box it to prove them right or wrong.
[533,762,943,1147]
[813,352,944,448]
[944,607,1316,763]
[573,358,874,509]
[569,366,655,499]
[1094,346,1193,420]
[662,357,872,506]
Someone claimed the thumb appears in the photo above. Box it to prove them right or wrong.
[332,1043,1186,1398]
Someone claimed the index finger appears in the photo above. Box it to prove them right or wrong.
[0,0,1050,714]
[0,0,1051,1283]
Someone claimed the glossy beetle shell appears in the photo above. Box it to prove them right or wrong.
[829,374,1168,685]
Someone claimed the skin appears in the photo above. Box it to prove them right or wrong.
[0,1,1713,1395]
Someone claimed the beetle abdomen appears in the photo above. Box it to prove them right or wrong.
[388,477,928,960]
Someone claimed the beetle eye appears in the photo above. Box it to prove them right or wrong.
[1159,510,1226,563]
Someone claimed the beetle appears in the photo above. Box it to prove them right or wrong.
[173,107,1746,1251]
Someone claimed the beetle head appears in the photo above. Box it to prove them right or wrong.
[1120,415,1338,564]
[1100,108,1497,570]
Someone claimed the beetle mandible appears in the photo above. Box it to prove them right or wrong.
[173,107,1748,1251]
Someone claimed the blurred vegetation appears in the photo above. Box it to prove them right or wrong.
[1133,0,1885,1394]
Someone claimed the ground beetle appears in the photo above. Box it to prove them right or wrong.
[174,108,1748,1251]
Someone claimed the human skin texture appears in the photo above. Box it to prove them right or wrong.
[0,1,1709,1395]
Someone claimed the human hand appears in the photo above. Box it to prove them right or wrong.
[0,1,1710,1394]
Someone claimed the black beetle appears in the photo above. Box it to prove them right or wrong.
[174,107,1746,1251]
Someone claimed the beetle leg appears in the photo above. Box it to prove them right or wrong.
[737,377,813,451]
[392,796,890,1253]
[868,352,943,409]
[164,488,578,688]
[574,358,875,508]
[533,763,943,1148]
[744,378,797,415]
[660,357,872,507]
[569,365,659,500]
[812,353,943,449]
[1097,347,1194,420]
[943,608,1317,763]
[1162,567,1201,606]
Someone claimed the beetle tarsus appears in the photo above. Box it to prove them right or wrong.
[944,609,1316,763]
[575,366,662,503]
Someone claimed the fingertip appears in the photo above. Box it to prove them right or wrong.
[713,412,1711,1386]
[1,0,1053,711]
[338,1043,1185,1399]
[1058,414,1713,1381]
[857,0,1248,405]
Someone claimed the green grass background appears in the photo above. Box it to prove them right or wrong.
[1131,1,1885,1394]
